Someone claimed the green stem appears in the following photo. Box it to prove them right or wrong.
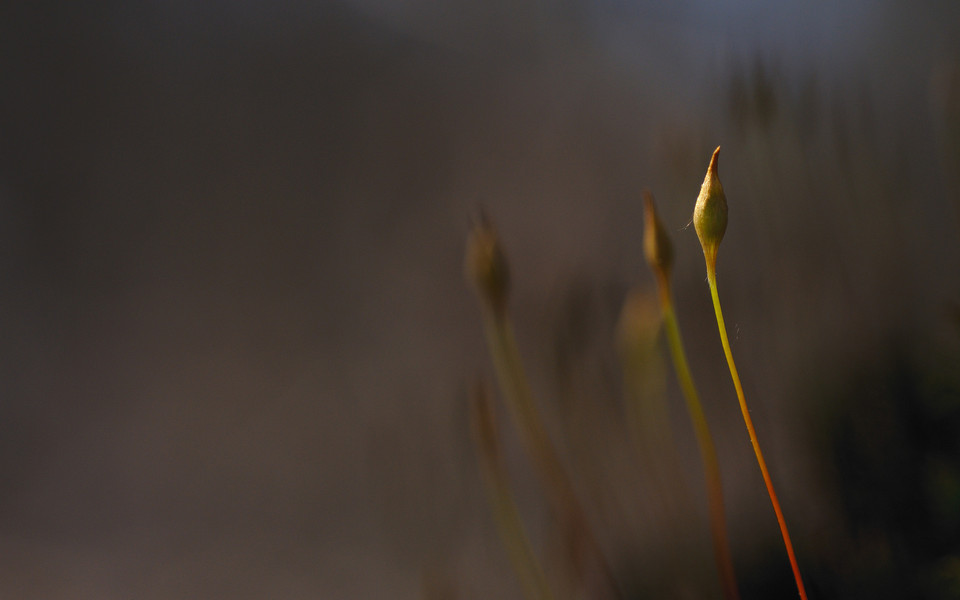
[473,390,556,600]
[705,265,808,600]
[483,314,577,510]
[661,299,740,600]
[484,472,555,600]
[482,309,622,598]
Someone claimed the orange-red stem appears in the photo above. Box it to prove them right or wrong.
[706,266,808,600]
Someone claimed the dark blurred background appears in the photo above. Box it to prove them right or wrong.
[1,1,959,598]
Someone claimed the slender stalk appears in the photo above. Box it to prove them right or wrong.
[705,265,808,600]
[482,314,577,514]
[482,311,622,598]
[693,147,807,598]
[467,216,621,597]
[471,382,556,600]
[483,472,556,600]
[643,191,739,599]
[660,299,740,600]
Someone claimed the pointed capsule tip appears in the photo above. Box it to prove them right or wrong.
[642,190,674,286]
[709,146,721,176]
[642,189,655,213]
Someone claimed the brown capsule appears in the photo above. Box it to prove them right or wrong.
[465,213,510,316]
[643,190,674,285]
[693,147,728,267]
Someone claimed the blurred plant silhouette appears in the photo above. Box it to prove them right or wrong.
[2,4,960,599]
[463,69,960,595]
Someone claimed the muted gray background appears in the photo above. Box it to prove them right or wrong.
[1,1,959,598]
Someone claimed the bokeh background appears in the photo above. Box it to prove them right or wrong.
[2,1,960,598]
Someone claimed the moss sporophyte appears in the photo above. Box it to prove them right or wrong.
[466,216,624,599]
[694,147,809,600]
[464,148,811,598]
[470,381,555,600]
[644,191,740,600]
[693,147,729,273]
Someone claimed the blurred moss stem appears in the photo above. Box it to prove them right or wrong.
[618,291,682,507]
[483,315,578,512]
[694,148,808,600]
[481,299,621,598]
[644,192,740,600]
[660,303,739,600]
[471,382,555,600]
[466,215,622,598]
